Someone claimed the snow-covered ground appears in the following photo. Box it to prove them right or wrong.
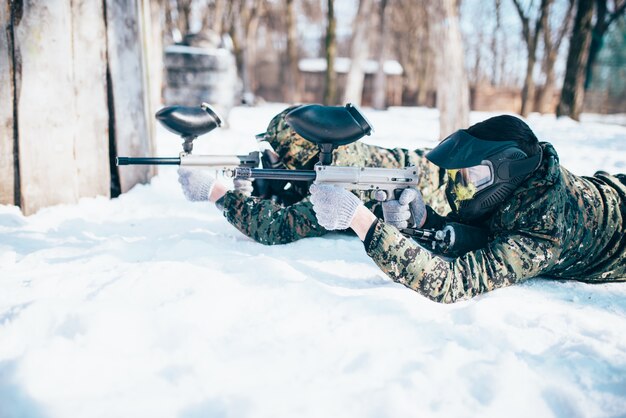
[1,104,626,418]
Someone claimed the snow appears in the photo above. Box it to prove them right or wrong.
[299,57,404,75]
[1,104,626,418]
[164,44,232,57]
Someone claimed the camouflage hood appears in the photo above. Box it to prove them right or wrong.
[262,106,320,170]
[489,141,626,279]
[489,142,563,242]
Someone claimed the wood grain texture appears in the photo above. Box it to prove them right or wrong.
[106,0,155,193]
[71,0,110,199]
[0,1,15,205]
[15,0,79,215]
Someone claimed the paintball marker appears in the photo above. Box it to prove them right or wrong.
[117,102,418,202]
[116,103,259,170]
[223,103,420,203]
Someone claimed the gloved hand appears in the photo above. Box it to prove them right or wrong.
[177,167,216,202]
[382,188,427,229]
[309,184,362,230]
[233,179,254,196]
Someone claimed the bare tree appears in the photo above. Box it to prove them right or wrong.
[389,0,433,106]
[585,0,626,88]
[490,0,502,85]
[227,0,265,103]
[200,0,228,36]
[324,0,337,105]
[430,0,470,138]
[372,0,389,110]
[284,0,301,103]
[536,0,575,113]
[557,0,594,119]
[173,0,192,38]
[512,0,551,117]
[343,0,375,106]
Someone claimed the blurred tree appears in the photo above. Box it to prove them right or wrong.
[584,0,626,88]
[491,0,502,86]
[201,0,228,36]
[284,0,301,103]
[389,0,434,106]
[557,0,594,119]
[343,0,374,106]
[430,0,470,138]
[511,0,551,117]
[324,0,337,105]
[372,0,389,110]
[228,0,266,103]
[536,0,575,113]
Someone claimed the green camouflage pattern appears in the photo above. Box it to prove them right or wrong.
[366,143,626,303]
[221,107,448,245]
[221,192,328,245]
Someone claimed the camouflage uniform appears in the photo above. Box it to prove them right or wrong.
[365,142,626,303]
[218,107,449,245]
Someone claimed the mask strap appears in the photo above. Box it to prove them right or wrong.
[498,150,542,180]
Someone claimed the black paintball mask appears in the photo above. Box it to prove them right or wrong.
[426,130,542,222]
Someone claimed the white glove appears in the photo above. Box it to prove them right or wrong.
[177,168,216,202]
[309,184,362,230]
[382,188,427,229]
[233,178,254,196]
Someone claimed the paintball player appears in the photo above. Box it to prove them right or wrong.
[177,105,449,244]
[308,115,626,303]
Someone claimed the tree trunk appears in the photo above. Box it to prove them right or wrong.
[323,0,337,105]
[520,45,537,116]
[537,50,558,113]
[557,0,594,120]
[284,0,300,103]
[372,0,389,110]
[537,0,574,114]
[431,0,469,139]
[584,0,626,89]
[245,8,261,96]
[343,0,374,106]
[0,0,16,206]
[491,0,502,85]
[513,0,550,117]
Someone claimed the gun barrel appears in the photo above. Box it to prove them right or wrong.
[116,157,181,166]
[229,167,317,181]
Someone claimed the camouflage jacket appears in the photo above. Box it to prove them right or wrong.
[365,142,626,303]
[218,105,448,244]
[220,141,449,245]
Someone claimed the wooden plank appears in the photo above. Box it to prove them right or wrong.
[71,0,110,199]
[106,0,154,193]
[0,2,15,205]
[16,0,79,215]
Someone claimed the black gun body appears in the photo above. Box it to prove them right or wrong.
[117,157,180,165]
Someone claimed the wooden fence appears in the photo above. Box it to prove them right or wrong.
[0,0,159,215]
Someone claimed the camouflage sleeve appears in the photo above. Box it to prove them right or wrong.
[365,222,561,303]
[220,191,328,245]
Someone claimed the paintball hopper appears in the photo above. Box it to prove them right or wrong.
[156,103,223,153]
[285,103,373,165]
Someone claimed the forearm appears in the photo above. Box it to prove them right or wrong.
[221,191,328,245]
[350,205,378,240]
[364,222,555,303]
[209,182,228,202]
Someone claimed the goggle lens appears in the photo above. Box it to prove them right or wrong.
[446,164,493,201]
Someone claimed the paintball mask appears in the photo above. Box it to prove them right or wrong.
[426,130,542,221]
